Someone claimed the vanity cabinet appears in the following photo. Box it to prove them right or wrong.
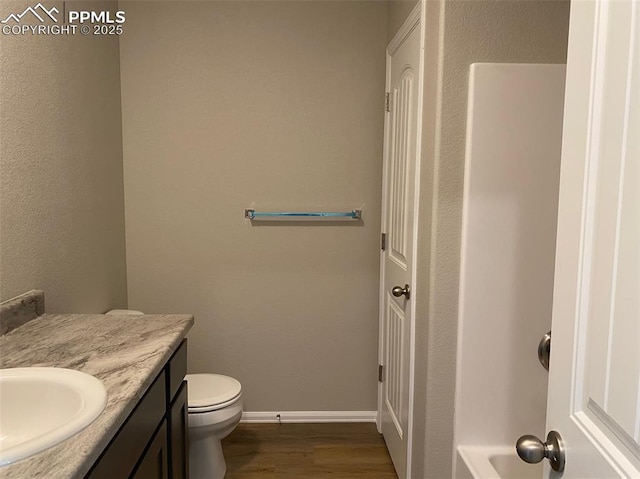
[132,421,169,479]
[86,340,189,479]
[168,383,189,479]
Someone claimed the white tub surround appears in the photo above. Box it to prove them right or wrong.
[453,63,566,478]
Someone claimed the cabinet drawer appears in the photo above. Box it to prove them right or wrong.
[167,339,187,402]
[86,371,167,479]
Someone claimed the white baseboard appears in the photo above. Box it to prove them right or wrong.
[240,411,377,424]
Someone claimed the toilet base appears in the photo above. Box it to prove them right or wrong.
[186,383,242,479]
[189,434,226,479]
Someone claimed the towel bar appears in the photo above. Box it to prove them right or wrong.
[244,209,362,220]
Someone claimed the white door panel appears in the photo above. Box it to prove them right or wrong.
[546,0,640,476]
[379,7,421,478]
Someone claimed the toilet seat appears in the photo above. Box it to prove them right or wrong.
[186,374,242,413]
[188,394,242,413]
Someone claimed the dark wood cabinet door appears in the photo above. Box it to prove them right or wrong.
[132,420,168,479]
[169,381,189,479]
[87,372,167,479]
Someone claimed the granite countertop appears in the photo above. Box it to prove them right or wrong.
[0,312,194,478]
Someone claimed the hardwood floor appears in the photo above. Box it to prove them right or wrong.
[221,423,398,478]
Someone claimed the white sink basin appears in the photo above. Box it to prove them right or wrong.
[0,367,107,466]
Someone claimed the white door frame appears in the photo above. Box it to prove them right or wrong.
[377,3,425,478]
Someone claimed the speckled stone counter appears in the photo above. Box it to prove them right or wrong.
[0,312,193,478]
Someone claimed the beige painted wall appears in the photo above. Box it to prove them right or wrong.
[387,0,419,43]
[412,1,571,477]
[120,1,387,411]
[0,1,128,313]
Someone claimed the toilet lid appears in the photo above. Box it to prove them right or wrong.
[185,373,242,408]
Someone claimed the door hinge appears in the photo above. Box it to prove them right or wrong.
[385,92,390,112]
[381,233,387,251]
[378,364,384,382]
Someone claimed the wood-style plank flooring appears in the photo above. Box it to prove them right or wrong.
[221,423,398,478]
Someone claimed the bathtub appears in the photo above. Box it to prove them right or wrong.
[456,446,542,479]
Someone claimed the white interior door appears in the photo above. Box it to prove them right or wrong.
[545,0,640,476]
[378,6,421,479]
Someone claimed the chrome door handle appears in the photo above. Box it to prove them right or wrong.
[392,284,410,300]
[538,331,551,371]
[516,431,565,472]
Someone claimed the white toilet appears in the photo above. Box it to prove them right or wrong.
[106,309,243,479]
[186,373,243,479]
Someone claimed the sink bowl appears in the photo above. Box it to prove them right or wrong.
[0,367,107,466]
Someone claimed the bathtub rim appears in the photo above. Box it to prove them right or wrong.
[457,445,516,479]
